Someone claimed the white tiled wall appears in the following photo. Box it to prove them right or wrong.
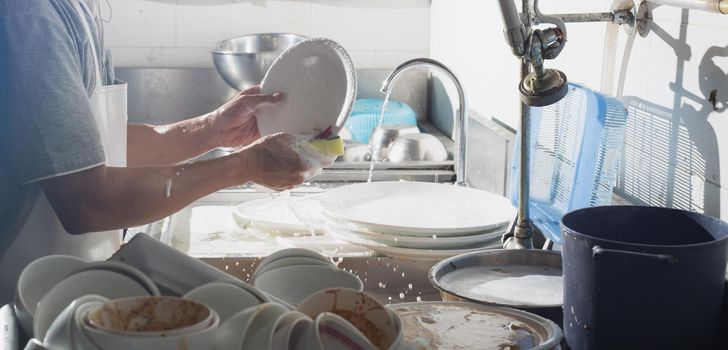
[104,0,430,69]
[431,0,728,220]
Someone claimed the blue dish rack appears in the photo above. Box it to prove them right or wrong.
[509,83,629,244]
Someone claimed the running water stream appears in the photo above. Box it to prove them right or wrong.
[366,93,392,182]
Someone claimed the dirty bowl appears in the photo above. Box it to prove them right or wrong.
[387,133,448,163]
[368,124,420,161]
[84,296,219,350]
[212,33,306,91]
[297,288,398,350]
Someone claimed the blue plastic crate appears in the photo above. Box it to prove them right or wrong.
[509,83,628,244]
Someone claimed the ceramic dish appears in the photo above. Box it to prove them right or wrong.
[297,288,398,350]
[15,255,87,338]
[255,248,331,274]
[240,303,287,350]
[254,265,362,306]
[33,270,154,340]
[214,305,262,350]
[252,256,334,282]
[183,282,265,323]
[232,196,326,236]
[329,229,498,260]
[257,38,356,138]
[269,311,311,350]
[325,219,507,250]
[314,312,377,350]
[319,181,515,236]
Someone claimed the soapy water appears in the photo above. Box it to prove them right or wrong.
[366,93,391,183]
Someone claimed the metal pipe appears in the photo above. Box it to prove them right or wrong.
[650,0,728,13]
[498,0,528,57]
[553,12,615,22]
[503,0,535,250]
[523,10,635,24]
[381,58,468,186]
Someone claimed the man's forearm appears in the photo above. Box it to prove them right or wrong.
[42,152,249,234]
[127,117,220,167]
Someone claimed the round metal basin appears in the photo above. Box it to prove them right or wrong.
[429,249,564,325]
[212,33,307,91]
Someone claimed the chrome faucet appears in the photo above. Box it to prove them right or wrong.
[381,58,468,186]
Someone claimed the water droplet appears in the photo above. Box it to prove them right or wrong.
[432,234,437,239]
[408,283,413,290]
[399,293,405,299]
[388,296,392,301]
[224,265,229,270]
[416,296,422,302]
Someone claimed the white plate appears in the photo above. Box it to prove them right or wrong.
[329,229,496,260]
[258,38,356,138]
[325,221,506,250]
[319,181,515,236]
[233,196,326,236]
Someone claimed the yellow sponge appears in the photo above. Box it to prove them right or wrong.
[307,136,345,157]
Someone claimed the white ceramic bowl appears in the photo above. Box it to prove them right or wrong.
[83,296,219,350]
[256,248,331,274]
[15,255,87,337]
[43,295,108,350]
[85,296,215,336]
[214,305,262,350]
[297,288,398,350]
[253,256,334,282]
[257,38,357,138]
[269,311,310,350]
[254,265,363,306]
[315,312,377,350]
[240,303,288,349]
[183,282,265,323]
[33,269,153,340]
[70,261,159,296]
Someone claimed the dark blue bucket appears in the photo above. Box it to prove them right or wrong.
[561,206,728,350]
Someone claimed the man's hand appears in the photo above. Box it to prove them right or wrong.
[206,85,283,149]
[238,133,318,191]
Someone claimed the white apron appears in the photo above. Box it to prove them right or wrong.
[0,0,126,303]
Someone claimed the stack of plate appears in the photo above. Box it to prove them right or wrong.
[318,182,515,260]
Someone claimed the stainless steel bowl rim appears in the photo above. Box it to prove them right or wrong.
[429,249,563,309]
[387,301,563,350]
[212,33,308,54]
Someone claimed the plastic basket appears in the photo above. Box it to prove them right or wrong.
[509,83,628,244]
[346,99,417,143]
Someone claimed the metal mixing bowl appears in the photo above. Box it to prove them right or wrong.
[212,33,307,91]
[368,124,420,161]
[387,133,448,163]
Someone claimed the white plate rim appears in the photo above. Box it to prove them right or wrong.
[319,182,515,236]
[258,38,357,138]
[233,197,326,236]
[325,221,506,250]
[329,229,497,260]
